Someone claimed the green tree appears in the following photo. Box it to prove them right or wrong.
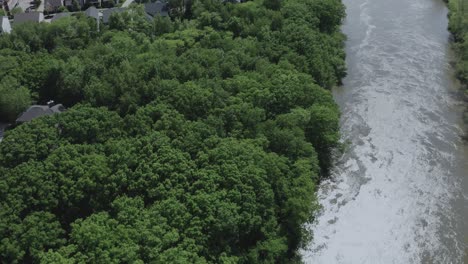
[0,0,347,261]
[0,77,31,122]
[11,7,23,15]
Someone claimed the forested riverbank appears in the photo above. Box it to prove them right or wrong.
[0,0,346,262]
[447,0,468,124]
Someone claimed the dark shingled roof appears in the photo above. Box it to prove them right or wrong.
[102,7,126,24]
[64,0,84,7]
[51,12,71,21]
[16,104,65,123]
[14,12,44,24]
[45,0,64,10]
[144,1,168,17]
[84,6,99,20]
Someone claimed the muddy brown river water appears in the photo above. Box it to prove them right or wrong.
[302,0,468,263]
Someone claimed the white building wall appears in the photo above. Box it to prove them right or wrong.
[1,16,11,34]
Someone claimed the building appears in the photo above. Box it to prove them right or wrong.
[51,12,71,22]
[144,0,168,17]
[86,0,99,6]
[14,12,44,24]
[84,5,99,20]
[51,6,100,24]
[16,102,65,123]
[45,0,64,13]
[0,16,11,34]
[64,0,84,10]
[102,7,125,24]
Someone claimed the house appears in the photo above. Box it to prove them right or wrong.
[84,6,99,20]
[51,12,71,22]
[16,101,65,123]
[144,1,168,17]
[81,0,112,7]
[14,12,44,24]
[45,0,64,13]
[102,7,125,24]
[0,16,11,34]
[86,0,99,6]
[64,0,84,10]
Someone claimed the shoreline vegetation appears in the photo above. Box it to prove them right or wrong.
[447,0,468,128]
[0,0,346,262]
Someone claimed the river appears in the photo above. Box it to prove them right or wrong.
[302,0,468,263]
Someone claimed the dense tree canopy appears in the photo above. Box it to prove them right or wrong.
[0,0,346,262]
[447,0,468,126]
[448,0,468,83]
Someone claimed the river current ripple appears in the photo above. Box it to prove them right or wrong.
[302,0,468,263]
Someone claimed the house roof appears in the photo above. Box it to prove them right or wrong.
[102,7,126,24]
[144,1,168,17]
[1,16,12,34]
[51,12,71,21]
[16,104,65,123]
[84,6,99,20]
[14,12,44,24]
[45,0,63,9]
[145,13,153,21]
[64,0,84,7]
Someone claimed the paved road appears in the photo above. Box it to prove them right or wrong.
[13,0,40,13]
[36,0,43,12]
[7,0,19,10]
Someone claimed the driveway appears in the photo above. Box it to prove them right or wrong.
[15,0,31,12]
[36,0,43,12]
[121,0,134,8]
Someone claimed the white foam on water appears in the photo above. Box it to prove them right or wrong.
[358,0,376,51]
[301,0,468,263]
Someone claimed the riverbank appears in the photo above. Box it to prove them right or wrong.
[447,0,468,128]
